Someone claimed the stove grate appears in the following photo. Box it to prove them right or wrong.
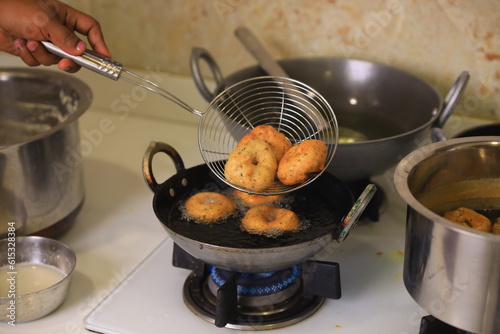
[172,243,342,329]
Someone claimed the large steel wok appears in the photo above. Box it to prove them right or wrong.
[190,48,468,181]
[143,142,374,273]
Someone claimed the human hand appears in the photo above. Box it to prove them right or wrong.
[0,0,111,73]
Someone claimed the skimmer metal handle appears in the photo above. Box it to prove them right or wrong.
[42,41,198,115]
[41,41,123,80]
[336,184,377,244]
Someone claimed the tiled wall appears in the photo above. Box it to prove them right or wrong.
[67,0,499,120]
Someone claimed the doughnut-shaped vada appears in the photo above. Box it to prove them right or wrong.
[277,139,327,185]
[443,207,492,232]
[241,205,300,237]
[225,139,278,192]
[184,192,235,224]
[238,125,292,162]
[233,189,283,207]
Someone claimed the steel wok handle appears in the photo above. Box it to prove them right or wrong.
[336,184,377,244]
[190,47,224,102]
[433,71,470,130]
[142,141,185,193]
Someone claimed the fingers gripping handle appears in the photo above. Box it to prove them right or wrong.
[41,41,123,80]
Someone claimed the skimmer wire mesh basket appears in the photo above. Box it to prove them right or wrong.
[199,76,339,194]
[37,44,338,194]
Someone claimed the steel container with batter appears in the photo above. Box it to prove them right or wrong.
[0,68,92,238]
[394,136,500,334]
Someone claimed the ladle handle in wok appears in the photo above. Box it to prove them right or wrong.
[235,27,289,78]
[143,141,185,193]
[336,184,377,244]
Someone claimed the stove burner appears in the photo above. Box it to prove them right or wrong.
[184,267,324,329]
[173,244,342,330]
[209,265,300,296]
[420,315,475,334]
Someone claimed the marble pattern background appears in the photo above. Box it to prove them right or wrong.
[66,0,500,120]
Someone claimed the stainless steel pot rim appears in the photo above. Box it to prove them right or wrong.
[0,67,92,148]
[394,135,500,240]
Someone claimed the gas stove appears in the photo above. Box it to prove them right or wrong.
[83,235,475,334]
[83,165,488,334]
[169,180,382,330]
[82,172,426,334]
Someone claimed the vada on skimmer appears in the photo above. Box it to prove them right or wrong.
[224,139,278,192]
[237,125,292,162]
[224,123,328,192]
[277,139,327,185]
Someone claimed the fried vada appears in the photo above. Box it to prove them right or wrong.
[237,125,292,162]
[184,192,235,224]
[225,139,278,192]
[241,204,299,237]
[277,139,327,185]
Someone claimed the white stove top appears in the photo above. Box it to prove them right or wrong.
[83,230,416,334]
[0,54,493,334]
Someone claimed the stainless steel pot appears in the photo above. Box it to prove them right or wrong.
[0,68,92,238]
[394,136,500,334]
[190,48,468,181]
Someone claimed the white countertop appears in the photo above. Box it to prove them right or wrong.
[0,54,494,334]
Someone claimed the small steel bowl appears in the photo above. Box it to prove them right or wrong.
[0,236,76,323]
